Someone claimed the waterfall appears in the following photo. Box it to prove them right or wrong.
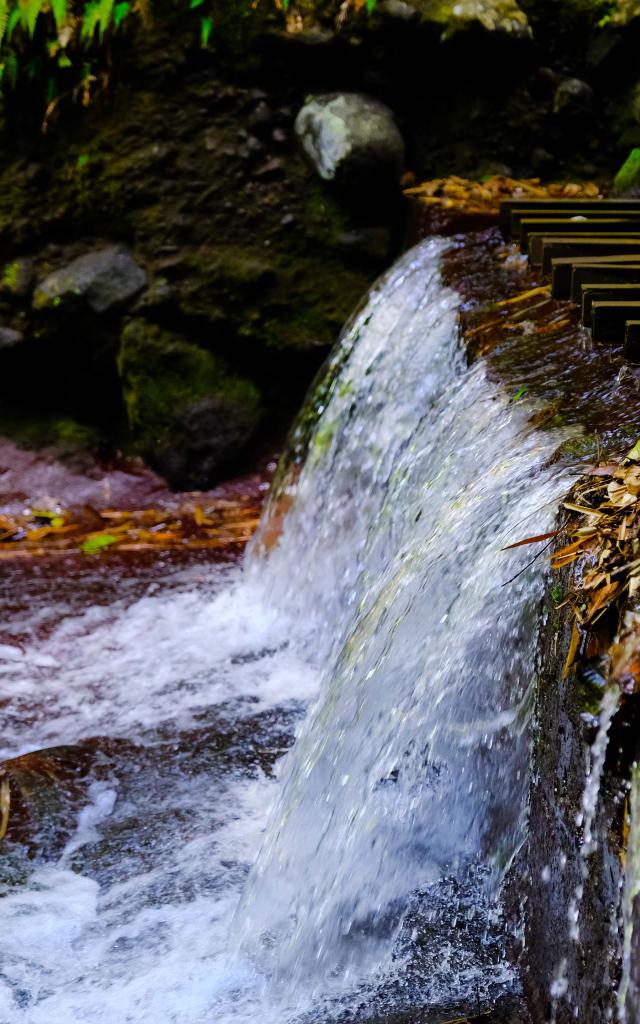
[0,237,579,1024]
[620,764,640,1022]
[234,237,577,1016]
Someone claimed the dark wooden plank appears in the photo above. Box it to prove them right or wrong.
[519,218,640,251]
[591,300,640,344]
[500,197,640,233]
[510,207,640,234]
[624,321,640,363]
[533,235,640,271]
[551,254,640,298]
[581,284,640,327]
[570,263,640,302]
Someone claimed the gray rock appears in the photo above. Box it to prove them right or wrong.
[33,247,147,314]
[553,78,593,116]
[286,26,334,47]
[377,0,418,20]
[0,326,23,349]
[294,93,405,188]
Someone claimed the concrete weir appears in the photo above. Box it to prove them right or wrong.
[438,220,640,1024]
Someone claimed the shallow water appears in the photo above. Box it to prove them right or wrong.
[0,236,595,1023]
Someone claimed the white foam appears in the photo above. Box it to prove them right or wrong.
[0,572,319,759]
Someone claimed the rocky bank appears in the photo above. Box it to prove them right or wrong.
[2,0,640,487]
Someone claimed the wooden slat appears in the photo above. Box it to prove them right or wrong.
[519,218,640,251]
[510,207,640,234]
[624,321,640,362]
[533,236,640,271]
[581,284,640,327]
[591,300,640,344]
[551,254,640,298]
[570,263,640,302]
[500,197,640,233]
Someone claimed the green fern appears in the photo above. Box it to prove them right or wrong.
[20,0,46,37]
[0,46,18,85]
[82,0,114,40]
[6,7,20,39]
[50,0,67,29]
[0,0,8,43]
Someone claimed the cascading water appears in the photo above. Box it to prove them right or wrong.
[620,763,640,1022]
[0,236,580,1023]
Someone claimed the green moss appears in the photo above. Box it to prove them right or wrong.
[308,420,337,467]
[117,319,261,445]
[177,246,277,322]
[613,148,640,196]
[2,261,19,291]
[410,0,530,34]
[0,411,101,453]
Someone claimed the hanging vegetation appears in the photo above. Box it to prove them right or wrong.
[0,0,378,118]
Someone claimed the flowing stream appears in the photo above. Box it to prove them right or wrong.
[0,237,581,1023]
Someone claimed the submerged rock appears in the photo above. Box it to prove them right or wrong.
[0,326,23,349]
[33,247,147,314]
[294,93,405,190]
[118,320,262,489]
[553,77,594,116]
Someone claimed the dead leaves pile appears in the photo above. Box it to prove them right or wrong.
[0,497,262,560]
[553,451,640,679]
[405,174,602,215]
[509,442,640,681]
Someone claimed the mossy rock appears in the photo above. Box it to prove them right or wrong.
[176,246,277,323]
[118,320,263,489]
[411,0,530,35]
[0,410,101,457]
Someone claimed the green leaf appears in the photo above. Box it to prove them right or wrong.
[366,0,376,11]
[626,439,640,462]
[0,0,8,43]
[113,0,130,28]
[57,52,72,67]
[22,0,45,37]
[189,0,205,8]
[200,14,212,45]
[81,0,114,41]
[511,386,527,403]
[6,7,20,39]
[77,153,89,168]
[81,533,118,554]
[50,0,66,29]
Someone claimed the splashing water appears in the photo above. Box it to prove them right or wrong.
[620,764,640,1022]
[0,237,579,1023]
[566,686,621,946]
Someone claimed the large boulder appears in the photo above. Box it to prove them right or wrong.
[294,93,405,191]
[118,320,262,489]
[33,247,147,314]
